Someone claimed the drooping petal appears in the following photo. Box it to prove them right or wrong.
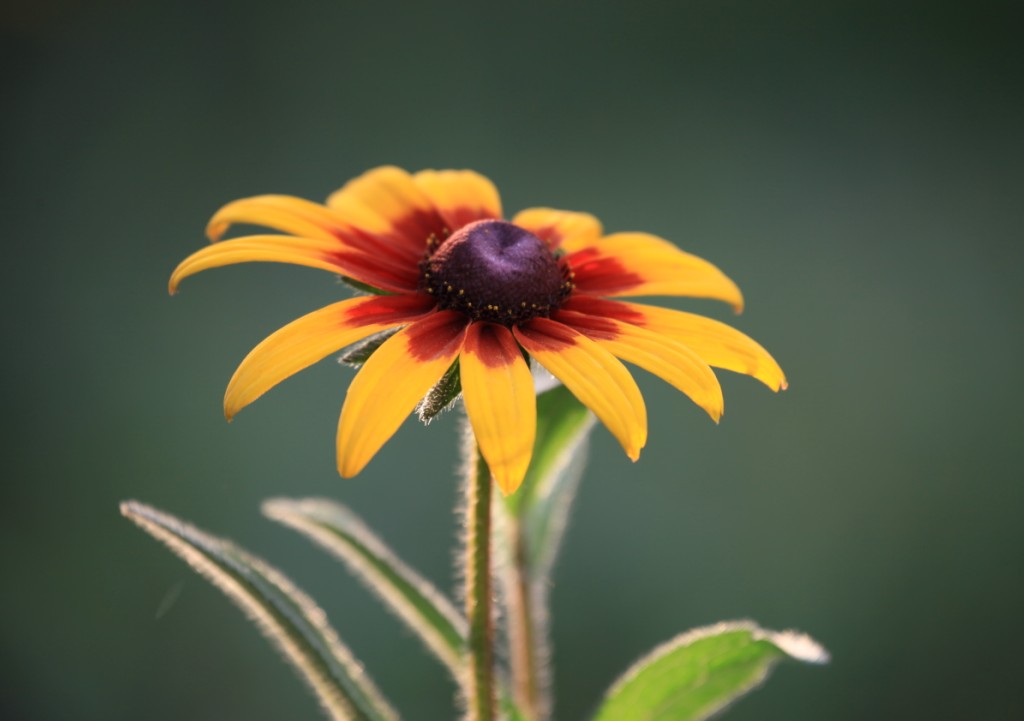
[224,295,436,420]
[511,207,603,253]
[412,169,503,231]
[563,296,787,391]
[460,323,536,495]
[169,235,352,294]
[206,195,349,243]
[566,232,744,311]
[169,235,419,294]
[337,311,469,477]
[514,318,646,461]
[326,166,446,255]
[555,309,723,422]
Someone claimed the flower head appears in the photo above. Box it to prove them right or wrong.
[171,166,786,494]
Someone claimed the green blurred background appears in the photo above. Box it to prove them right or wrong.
[4,1,1022,719]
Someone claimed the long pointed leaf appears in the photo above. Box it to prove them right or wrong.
[494,384,595,721]
[263,497,467,678]
[592,620,829,721]
[121,500,399,721]
[506,384,595,575]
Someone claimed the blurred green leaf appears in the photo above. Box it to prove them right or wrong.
[592,620,829,721]
[506,384,594,573]
[263,497,467,678]
[263,498,530,719]
[494,384,594,720]
[120,500,399,721]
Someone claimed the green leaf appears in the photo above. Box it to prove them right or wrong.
[415,358,461,423]
[492,384,595,720]
[120,500,399,721]
[263,497,467,678]
[338,329,400,367]
[506,383,594,573]
[592,620,829,721]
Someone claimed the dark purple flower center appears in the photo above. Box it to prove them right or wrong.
[420,220,571,324]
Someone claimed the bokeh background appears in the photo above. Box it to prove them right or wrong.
[4,1,1022,719]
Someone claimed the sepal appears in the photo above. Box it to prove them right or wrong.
[416,358,462,424]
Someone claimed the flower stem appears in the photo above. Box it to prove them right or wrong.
[465,446,495,721]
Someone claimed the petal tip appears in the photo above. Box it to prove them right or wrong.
[167,270,183,295]
[728,283,745,313]
[337,455,363,479]
[495,474,524,497]
[625,438,645,462]
[206,221,228,242]
[336,437,370,479]
[223,391,240,421]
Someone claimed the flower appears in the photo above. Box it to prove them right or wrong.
[170,166,786,494]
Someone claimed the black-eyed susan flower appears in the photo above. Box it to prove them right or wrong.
[171,166,786,495]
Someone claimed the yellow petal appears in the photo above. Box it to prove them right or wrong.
[170,234,420,294]
[413,169,503,231]
[461,323,536,495]
[169,235,348,294]
[337,312,468,477]
[567,232,744,311]
[562,296,787,391]
[621,301,787,391]
[224,295,436,419]
[514,318,646,461]
[511,207,603,253]
[326,166,443,253]
[556,310,723,421]
[207,195,348,243]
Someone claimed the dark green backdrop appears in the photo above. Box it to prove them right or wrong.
[4,1,1022,720]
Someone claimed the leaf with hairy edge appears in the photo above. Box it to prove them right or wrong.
[592,620,829,721]
[263,497,467,678]
[120,500,399,721]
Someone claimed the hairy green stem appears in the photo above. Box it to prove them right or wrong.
[466,447,495,721]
